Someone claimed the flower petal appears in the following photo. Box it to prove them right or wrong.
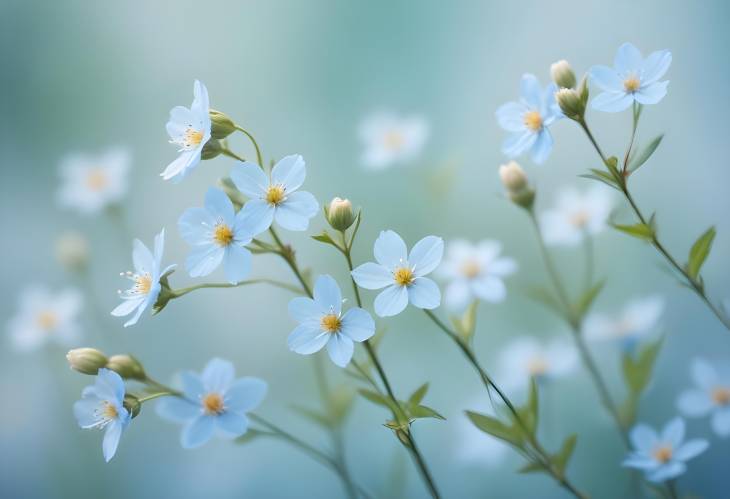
[630,424,658,452]
[590,65,623,92]
[216,411,249,438]
[132,239,155,275]
[520,74,542,109]
[204,187,235,226]
[530,129,553,164]
[161,150,199,181]
[191,80,210,117]
[623,453,660,471]
[490,257,518,277]
[186,244,225,278]
[635,81,668,105]
[313,275,342,314]
[111,297,144,317]
[674,439,709,461]
[351,262,393,290]
[153,228,166,269]
[275,191,319,231]
[271,155,306,192]
[102,420,124,462]
[326,333,354,368]
[676,389,714,417]
[691,358,718,390]
[178,207,216,245]
[202,358,235,393]
[288,324,330,354]
[156,397,201,422]
[642,50,672,85]
[496,101,528,132]
[339,308,375,342]
[407,278,441,310]
[661,417,685,447]
[74,397,103,428]
[591,91,634,113]
[374,230,408,269]
[288,297,321,323]
[712,409,730,437]
[614,42,643,74]
[647,462,686,483]
[409,236,444,277]
[181,371,205,400]
[181,415,215,449]
[374,285,409,317]
[225,377,268,413]
[223,245,252,284]
[239,199,275,235]
[230,161,269,198]
[444,280,471,311]
[472,276,507,303]
[502,130,537,158]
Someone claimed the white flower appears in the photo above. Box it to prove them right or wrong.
[585,296,664,347]
[437,240,517,311]
[677,359,730,437]
[359,112,429,170]
[497,337,577,392]
[539,185,614,246]
[7,285,83,351]
[57,149,130,215]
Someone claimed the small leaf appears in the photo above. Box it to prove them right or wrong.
[611,221,655,241]
[686,226,716,279]
[622,339,663,394]
[629,134,664,173]
[604,156,621,179]
[358,389,403,420]
[579,170,620,190]
[450,301,478,343]
[311,230,341,250]
[525,287,567,318]
[410,404,446,421]
[466,410,523,447]
[574,279,605,318]
[518,460,545,474]
[329,387,355,425]
[408,383,429,406]
[553,434,578,475]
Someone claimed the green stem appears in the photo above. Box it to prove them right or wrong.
[221,147,246,162]
[235,126,264,167]
[666,480,679,499]
[583,231,594,295]
[269,226,313,297]
[170,278,302,298]
[136,391,176,403]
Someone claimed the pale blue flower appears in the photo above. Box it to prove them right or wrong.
[178,187,254,284]
[590,43,671,112]
[111,229,176,327]
[156,358,267,449]
[73,368,131,462]
[677,358,730,437]
[230,155,319,235]
[351,230,443,317]
[623,417,708,483]
[495,74,562,164]
[161,80,212,182]
[288,275,375,367]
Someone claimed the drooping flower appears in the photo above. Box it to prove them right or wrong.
[73,368,131,462]
[156,358,267,449]
[111,229,175,327]
[436,240,518,311]
[230,155,319,235]
[623,418,708,483]
[358,112,429,170]
[539,185,613,247]
[584,296,664,349]
[178,187,254,284]
[7,285,83,351]
[495,74,562,164]
[351,230,443,317]
[590,42,671,112]
[160,80,212,182]
[57,149,130,215]
[288,275,375,367]
[677,358,730,437]
[497,337,577,392]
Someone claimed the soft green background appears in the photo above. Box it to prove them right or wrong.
[2,0,729,497]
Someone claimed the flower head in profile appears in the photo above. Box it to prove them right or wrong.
[584,296,664,349]
[8,286,83,351]
[623,417,707,483]
[161,80,212,182]
[57,149,130,215]
[496,74,562,164]
[358,112,429,170]
[677,358,730,437]
[497,337,577,392]
[590,42,671,112]
[230,155,319,235]
[73,368,131,462]
[351,230,443,317]
[111,229,175,327]
[437,240,517,311]
[178,187,254,284]
[288,275,375,367]
[539,185,613,247]
[156,358,267,449]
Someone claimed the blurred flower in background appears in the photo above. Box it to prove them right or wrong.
[55,231,90,272]
[497,336,577,392]
[539,185,613,247]
[585,295,664,349]
[57,148,130,215]
[677,358,730,437]
[453,398,509,467]
[358,111,429,170]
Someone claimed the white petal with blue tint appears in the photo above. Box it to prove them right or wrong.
[181,371,205,400]
[591,91,634,112]
[641,50,672,85]
[495,102,528,132]
[226,378,268,413]
[186,244,225,278]
[712,409,730,436]
[647,462,686,483]
[635,81,668,105]
[223,245,251,284]
[674,439,709,461]
[181,415,215,449]
[409,236,443,276]
[530,130,553,164]
[202,358,235,393]
[630,424,657,451]
[661,418,685,446]
[520,74,542,109]
[288,297,322,323]
[340,308,375,342]
[288,324,330,354]
[614,42,643,73]
[590,66,623,92]
[156,397,200,422]
[374,230,408,268]
[351,262,393,290]
[271,155,306,192]
[240,199,275,235]
[204,187,235,226]
[326,333,354,367]
[102,421,125,462]
[677,389,713,417]
[275,191,319,231]
[502,131,537,157]
[407,278,441,310]
[178,207,215,245]
[230,161,269,198]
[314,275,342,314]
[132,239,154,274]
[215,412,249,437]
[374,285,409,317]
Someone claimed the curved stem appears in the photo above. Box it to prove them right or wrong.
[170,278,302,298]
[235,126,264,167]
[136,391,176,403]
[221,147,246,162]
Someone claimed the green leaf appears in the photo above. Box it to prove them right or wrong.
[410,404,446,420]
[358,389,402,418]
[517,378,539,437]
[622,339,663,394]
[329,387,355,425]
[408,383,429,406]
[517,460,545,474]
[579,169,621,190]
[553,434,578,475]
[611,221,655,241]
[525,287,567,318]
[604,156,621,179]
[450,301,478,343]
[311,230,341,250]
[574,279,605,318]
[291,405,331,429]
[629,134,663,173]
[465,410,523,447]
[686,226,716,279]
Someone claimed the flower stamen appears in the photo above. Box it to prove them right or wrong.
[265,185,286,205]
[653,445,673,463]
[393,267,415,286]
[624,76,641,93]
[36,310,58,331]
[320,314,342,333]
[712,386,730,406]
[202,392,225,415]
[213,223,234,247]
[86,168,108,192]
[383,130,405,151]
[523,111,543,132]
[183,127,204,148]
[460,260,481,279]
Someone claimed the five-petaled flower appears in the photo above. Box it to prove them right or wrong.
[73,368,131,462]
[351,230,443,317]
[358,111,429,170]
[178,187,254,284]
[497,336,577,392]
[539,185,613,247]
[156,358,267,449]
[496,74,562,164]
[230,155,319,235]
[677,358,730,437]
[288,275,375,367]
[590,42,671,112]
[111,229,175,327]
[623,418,708,483]
[161,80,212,182]
[584,295,664,350]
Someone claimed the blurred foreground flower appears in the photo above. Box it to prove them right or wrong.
[57,148,130,215]
[539,185,613,247]
[584,296,664,349]
[359,112,429,170]
[497,336,577,391]
[677,358,730,437]
[8,285,82,351]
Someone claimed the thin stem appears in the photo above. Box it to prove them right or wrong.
[136,391,176,403]
[235,126,264,167]
[170,278,302,298]
[269,226,313,297]
[221,147,246,162]
[666,480,679,499]
[582,231,594,295]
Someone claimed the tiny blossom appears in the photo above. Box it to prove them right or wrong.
[358,112,429,170]
[156,358,267,449]
[111,229,175,327]
[288,275,375,368]
[590,42,671,112]
[7,285,83,351]
[230,155,319,235]
[73,368,131,462]
[539,185,613,247]
[623,418,708,482]
[161,80,212,182]
[351,230,443,317]
[497,336,577,392]
[57,149,130,215]
[437,239,518,311]
[584,296,664,349]
[677,358,730,437]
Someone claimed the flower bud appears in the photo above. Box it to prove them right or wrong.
[55,231,89,271]
[326,197,356,231]
[550,60,576,89]
[152,268,176,315]
[201,139,223,160]
[123,394,141,419]
[209,109,237,139]
[66,348,108,375]
[555,88,585,120]
[499,161,535,210]
[107,354,146,381]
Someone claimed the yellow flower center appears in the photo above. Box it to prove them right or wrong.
[36,310,58,331]
[202,392,225,414]
[624,76,641,93]
[523,111,543,132]
[266,185,286,205]
[712,386,730,406]
[86,168,108,192]
[183,127,205,148]
[460,260,481,279]
[653,445,673,463]
[135,274,152,295]
[570,210,590,228]
[213,223,234,247]
[527,357,548,376]
[103,401,119,420]
[320,314,342,333]
[393,267,414,286]
[383,130,405,151]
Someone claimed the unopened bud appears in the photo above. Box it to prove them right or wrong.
[123,394,141,419]
[66,348,108,375]
[55,231,89,271]
[106,354,146,381]
[499,161,535,210]
[555,88,585,120]
[326,197,356,231]
[209,109,237,140]
[550,60,576,89]
[201,139,223,160]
